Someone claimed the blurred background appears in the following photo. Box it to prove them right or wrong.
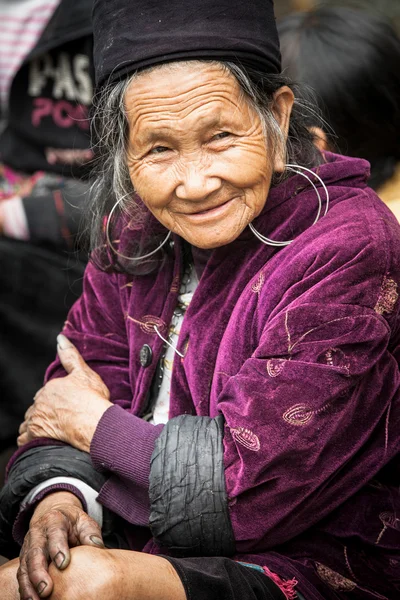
[275,0,400,32]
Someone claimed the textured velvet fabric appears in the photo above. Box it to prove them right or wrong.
[15,153,400,599]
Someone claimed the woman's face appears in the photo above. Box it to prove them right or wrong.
[125,62,293,249]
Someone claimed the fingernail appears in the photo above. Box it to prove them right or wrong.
[57,334,70,350]
[89,535,104,547]
[54,550,65,569]
[37,581,47,595]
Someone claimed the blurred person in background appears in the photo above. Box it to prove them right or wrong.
[273,0,314,20]
[322,0,400,35]
[278,5,400,221]
[0,0,93,478]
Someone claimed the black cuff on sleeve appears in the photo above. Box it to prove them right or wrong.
[0,445,107,555]
[149,414,235,557]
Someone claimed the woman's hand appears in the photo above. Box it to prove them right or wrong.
[17,334,113,453]
[17,491,105,600]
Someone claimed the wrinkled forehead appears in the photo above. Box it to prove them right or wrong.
[123,61,253,134]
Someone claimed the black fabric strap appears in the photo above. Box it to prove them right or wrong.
[0,445,107,555]
[165,556,286,600]
[149,414,235,556]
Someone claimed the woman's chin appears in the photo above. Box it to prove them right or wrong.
[180,228,246,250]
[173,217,251,249]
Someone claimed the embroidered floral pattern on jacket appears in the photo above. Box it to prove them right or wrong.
[230,427,261,452]
[251,271,265,294]
[374,276,398,315]
[125,313,167,334]
[375,511,400,544]
[343,546,358,581]
[282,398,342,426]
[315,563,357,591]
[266,358,287,378]
[324,348,350,376]
[282,404,314,426]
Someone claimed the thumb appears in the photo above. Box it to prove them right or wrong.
[57,334,87,375]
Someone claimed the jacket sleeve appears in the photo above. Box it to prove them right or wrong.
[43,261,161,525]
[3,258,160,546]
[45,260,132,403]
[149,213,400,554]
[219,302,399,552]
[21,175,91,249]
[0,445,108,555]
[149,415,235,556]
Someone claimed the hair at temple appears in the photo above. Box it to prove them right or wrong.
[86,60,323,274]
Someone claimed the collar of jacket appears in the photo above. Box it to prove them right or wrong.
[259,151,370,217]
[203,152,372,252]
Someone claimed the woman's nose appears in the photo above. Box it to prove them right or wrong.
[175,161,222,201]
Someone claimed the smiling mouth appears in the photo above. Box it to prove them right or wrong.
[183,197,237,219]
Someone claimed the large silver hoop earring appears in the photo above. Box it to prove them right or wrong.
[249,164,330,248]
[106,198,171,261]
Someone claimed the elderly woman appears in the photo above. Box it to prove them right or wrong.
[0,0,400,599]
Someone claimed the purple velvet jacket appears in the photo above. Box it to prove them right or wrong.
[16,154,400,599]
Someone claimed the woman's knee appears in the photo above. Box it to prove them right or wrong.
[49,546,118,600]
[0,558,20,600]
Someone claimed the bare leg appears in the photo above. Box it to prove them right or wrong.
[49,546,186,600]
[0,558,20,600]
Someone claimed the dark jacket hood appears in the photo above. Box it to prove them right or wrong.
[28,0,93,60]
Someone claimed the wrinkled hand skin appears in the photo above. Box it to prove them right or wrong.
[0,547,186,600]
[16,491,105,600]
[17,334,112,453]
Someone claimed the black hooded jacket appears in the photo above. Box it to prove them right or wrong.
[0,0,94,247]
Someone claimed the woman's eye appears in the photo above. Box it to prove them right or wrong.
[149,146,170,155]
[212,132,230,141]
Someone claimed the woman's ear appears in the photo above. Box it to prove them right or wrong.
[272,86,295,173]
[309,126,329,152]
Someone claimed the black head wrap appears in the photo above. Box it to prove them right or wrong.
[92,0,281,88]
